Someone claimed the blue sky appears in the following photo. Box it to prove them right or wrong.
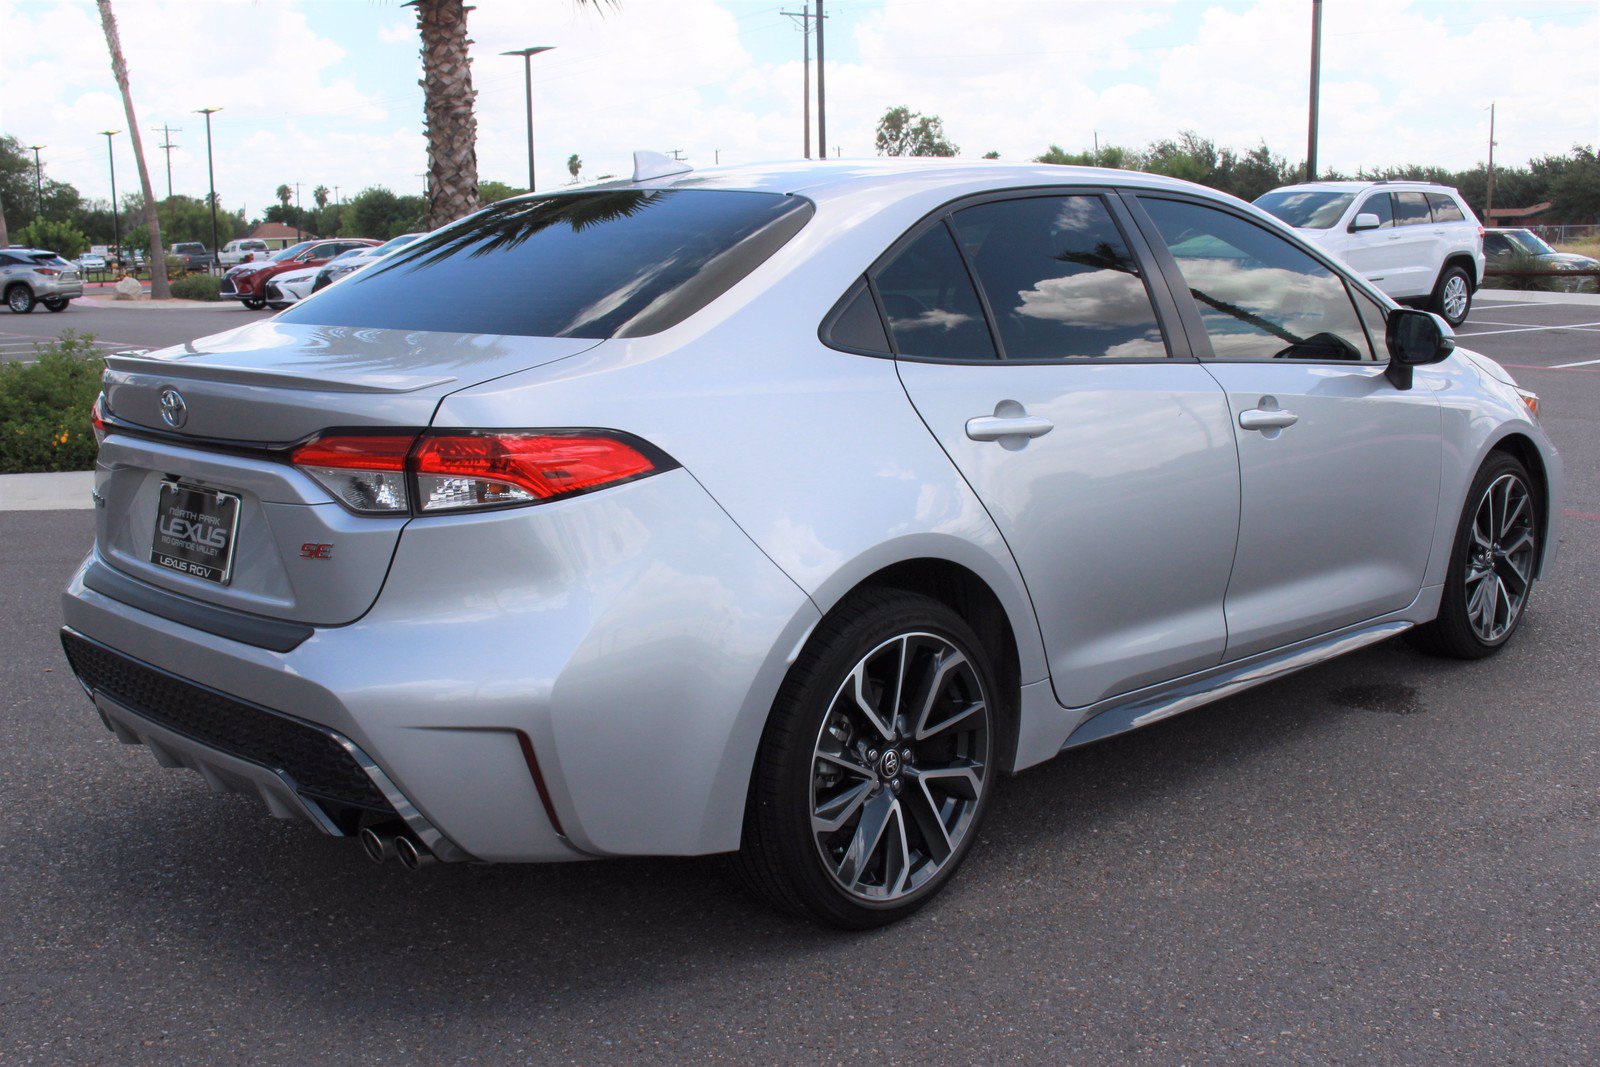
[6,0,1598,221]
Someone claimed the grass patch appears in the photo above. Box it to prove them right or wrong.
[0,331,104,473]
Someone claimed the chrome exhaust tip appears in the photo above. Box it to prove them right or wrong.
[395,834,435,870]
[360,825,399,864]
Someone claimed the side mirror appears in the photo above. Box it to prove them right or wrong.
[1385,308,1456,390]
[1349,213,1382,232]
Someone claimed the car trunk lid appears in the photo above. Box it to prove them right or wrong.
[96,321,601,626]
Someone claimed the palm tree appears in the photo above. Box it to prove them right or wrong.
[275,184,292,212]
[567,154,582,183]
[407,1,613,229]
[96,0,170,298]
[313,185,330,210]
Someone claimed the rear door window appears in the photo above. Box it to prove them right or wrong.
[1393,192,1432,226]
[872,223,997,360]
[279,190,814,338]
[951,195,1166,360]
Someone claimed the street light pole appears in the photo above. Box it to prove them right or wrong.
[815,1,827,158]
[1306,0,1323,181]
[101,130,121,260]
[27,145,45,215]
[196,108,222,270]
[502,46,554,192]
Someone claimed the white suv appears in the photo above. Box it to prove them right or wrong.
[1255,181,1485,325]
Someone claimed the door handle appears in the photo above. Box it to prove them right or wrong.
[965,415,1054,442]
[1238,407,1300,431]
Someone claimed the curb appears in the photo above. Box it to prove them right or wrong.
[0,471,96,511]
[1478,289,1600,307]
[76,296,246,312]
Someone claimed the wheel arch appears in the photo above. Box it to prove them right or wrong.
[1487,431,1554,575]
[1441,253,1479,291]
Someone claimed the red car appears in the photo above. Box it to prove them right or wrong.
[220,238,379,309]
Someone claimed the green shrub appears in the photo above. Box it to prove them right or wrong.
[12,219,91,260]
[168,273,222,301]
[0,331,105,473]
[1482,249,1563,292]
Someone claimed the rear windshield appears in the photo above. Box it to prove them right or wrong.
[270,243,314,262]
[279,189,813,338]
[1253,190,1356,229]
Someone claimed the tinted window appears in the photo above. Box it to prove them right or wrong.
[1140,197,1373,362]
[1484,232,1513,256]
[826,279,892,354]
[1253,190,1356,229]
[1354,192,1394,229]
[1427,193,1466,222]
[1393,192,1432,226]
[952,196,1165,360]
[872,223,996,360]
[281,190,813,339]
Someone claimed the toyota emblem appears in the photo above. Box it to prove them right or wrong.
[159,388,187,429]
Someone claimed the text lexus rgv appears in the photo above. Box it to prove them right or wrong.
[62,157,1561,928]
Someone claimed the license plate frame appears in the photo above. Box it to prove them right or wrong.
[150,481,242,585]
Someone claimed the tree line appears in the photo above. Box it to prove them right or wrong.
[876,108,1600,224]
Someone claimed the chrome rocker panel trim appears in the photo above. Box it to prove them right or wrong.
[1062,620,1414,751]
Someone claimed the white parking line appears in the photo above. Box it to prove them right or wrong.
[1551,356,1600,369]
[1456,321,1600,338]
[1473,300,1566,310]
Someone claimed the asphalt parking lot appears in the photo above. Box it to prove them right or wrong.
[2,296,1596,1062]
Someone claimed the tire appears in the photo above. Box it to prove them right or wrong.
[1431,264,1473,326]
[6,285,35,314]
[43,298,69,313]
[1407,453,1538,659]
[242,298,266,310]
[737,588,999,929]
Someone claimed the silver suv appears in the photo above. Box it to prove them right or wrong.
[1255,181,1485,326]
[2,247,83,313]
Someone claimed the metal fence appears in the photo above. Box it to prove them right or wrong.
[1530,224,1600,245]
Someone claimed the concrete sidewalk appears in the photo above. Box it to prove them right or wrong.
[0,471,95,511]
[1479,288,1600,306]
[76,296,238,312]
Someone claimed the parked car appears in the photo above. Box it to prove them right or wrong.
[75,252,108,274]
[263,248,369,309]
[219,238,378,309]
[1484,228,1600,293]
[1254,180,1485,325]
[219,239,270,268]
[65,161,1562,928]
[170,242,215,273]
[312,232,425,292]
[2,247,83,313]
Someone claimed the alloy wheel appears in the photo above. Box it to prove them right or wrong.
[810,632,989,903]
[1443,274,1470,321]
[1464,473,1536,642]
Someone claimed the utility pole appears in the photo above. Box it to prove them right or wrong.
[1485,102,1497,219]
[152,123,180,234]
[196,108,221,268]
[668,149,686,161]
[101,130,121,259]
[815,1,827,159]
[27,145,45,215]
[1306,0,1322,181]
[780,5,813,158]
[293,182,303,239]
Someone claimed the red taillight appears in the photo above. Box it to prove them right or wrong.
[36,267,60,276]
[91,395,107,446]
[289,430,666,515]
[412,433,658,511]
[290,434,413,471]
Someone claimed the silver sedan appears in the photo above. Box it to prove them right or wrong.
[62,158,1562,927]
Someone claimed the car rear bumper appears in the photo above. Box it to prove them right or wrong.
[60,469,819,864]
